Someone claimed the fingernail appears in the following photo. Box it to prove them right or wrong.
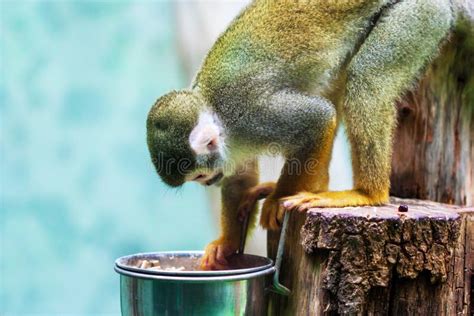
[283,201,292,208]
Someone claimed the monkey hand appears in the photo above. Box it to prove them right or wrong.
[237,182,276,222]
[282,190,388,211]
[200,237,238,270]
[260,194,286,230]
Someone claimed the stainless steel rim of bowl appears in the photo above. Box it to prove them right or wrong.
[115,251,274,277]
[114,264,276,282]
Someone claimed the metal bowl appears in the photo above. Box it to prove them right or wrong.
[114,213,291,315]
[115,251,273,277]
[114,251,276,315]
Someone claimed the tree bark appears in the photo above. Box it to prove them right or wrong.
[390,20,474,206]
[267,199,473,315]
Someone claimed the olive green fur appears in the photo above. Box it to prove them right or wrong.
[148,0,458,191]
[147,91,203,187]
[145,0,474,267]
[344,0,454,195]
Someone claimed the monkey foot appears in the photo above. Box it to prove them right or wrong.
[282,190,388,212]
[260,195,286,230]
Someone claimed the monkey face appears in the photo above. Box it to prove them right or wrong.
[146,90,225,187]
[184,147,225,186]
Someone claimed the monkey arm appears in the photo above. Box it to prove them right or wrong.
[200,160,259,270]
[236,89,336,154]
[237,181,275,222]
[240,90,337,230]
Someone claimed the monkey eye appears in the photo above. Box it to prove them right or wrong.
[154,121,163,130]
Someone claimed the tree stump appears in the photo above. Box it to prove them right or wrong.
[267,198,473,315]
[390,17,473,206]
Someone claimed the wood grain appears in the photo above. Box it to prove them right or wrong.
[267,199,473,315]
[390,24,473,207]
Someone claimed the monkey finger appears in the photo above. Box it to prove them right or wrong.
[281,197,305,209]
[208,250,229,270]
[267,205,281,230]
[200,254,210,270]
[207,258,219,270]
[210,260,228,270]
[292,199,312,212]
[283,199,303,212]
[200,258,208,270]
[277,205,287,221]
[268,214,280,230]
[297,202,313,212]
[216,246,229,266]
[260,213,270,229]
[237,200,255,221]
[261,208,277,229]
[281,198,293,207]
[260,203,271,228]
[284,193,323,211]
[282,201,297,211]
[204,245,218,270]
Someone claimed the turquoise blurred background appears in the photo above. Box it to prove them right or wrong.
[1,1,216,314]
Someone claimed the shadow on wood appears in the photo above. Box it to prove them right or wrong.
[390,17,473,206]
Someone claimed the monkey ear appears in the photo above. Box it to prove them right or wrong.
[189,112,221,155]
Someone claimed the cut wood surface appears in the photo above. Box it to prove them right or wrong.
[267,198,473,315]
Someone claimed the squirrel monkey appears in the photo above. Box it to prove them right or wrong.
[147,1,456,269]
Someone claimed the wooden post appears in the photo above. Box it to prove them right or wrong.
[267,16,473,316]
[390,18,473,206]
[267,199,473,315]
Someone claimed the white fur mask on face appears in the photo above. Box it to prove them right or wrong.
[189,111,224,156]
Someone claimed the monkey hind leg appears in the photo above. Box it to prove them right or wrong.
[286,0,453,210]
[255,90,337,229]
[237,181,275,221]
[260,119,337,229]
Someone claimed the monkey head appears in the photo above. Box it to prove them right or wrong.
[146,90,226,187]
